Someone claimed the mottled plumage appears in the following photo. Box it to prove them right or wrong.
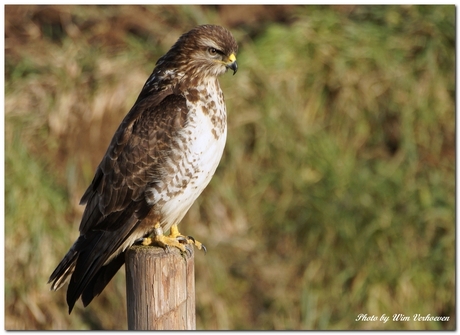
[48,25,238,313]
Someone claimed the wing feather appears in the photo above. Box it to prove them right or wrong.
[79,87,183,233]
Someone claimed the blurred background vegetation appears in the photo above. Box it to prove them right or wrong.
[5,5,455,330]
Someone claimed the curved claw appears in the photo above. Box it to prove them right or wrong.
[160,244,171,254]
[187,235,206,254]
[176,235,188,243]
[185,244,193,257]
[180,235,206,254]
[178,244,193,260]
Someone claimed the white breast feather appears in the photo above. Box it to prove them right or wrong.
[153,78,227,233]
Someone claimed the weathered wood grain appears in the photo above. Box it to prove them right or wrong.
[125,245,195,330]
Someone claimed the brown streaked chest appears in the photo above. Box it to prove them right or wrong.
[184,78,226,140]
[144,77,228,231]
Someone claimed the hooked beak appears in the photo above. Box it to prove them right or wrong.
[226,53,238,75]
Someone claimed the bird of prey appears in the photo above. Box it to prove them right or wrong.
[48,24,238,313]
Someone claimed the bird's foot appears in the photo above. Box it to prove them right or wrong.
[142,223,207,257]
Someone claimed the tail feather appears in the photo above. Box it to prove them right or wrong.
[66,231,109,313]
[48,236,85,291]
[49,195,152,313]
[66,218,139,313]
[81,252,126,307]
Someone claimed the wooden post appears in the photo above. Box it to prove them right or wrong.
[125,245,196,330]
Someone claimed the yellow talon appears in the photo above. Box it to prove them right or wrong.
[141,237,153,246]
[169,224,181,239]
[142,223,206,254]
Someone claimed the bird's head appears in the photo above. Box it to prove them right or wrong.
[156,25,238,83]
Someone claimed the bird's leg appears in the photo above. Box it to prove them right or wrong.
[142,223,206,254]
[141,223,185,252]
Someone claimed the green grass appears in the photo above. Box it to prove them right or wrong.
[5,5,455,330]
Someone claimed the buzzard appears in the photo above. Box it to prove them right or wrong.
[48,24,238,313]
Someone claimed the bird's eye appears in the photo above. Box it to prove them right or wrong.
[208,47,217,56]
